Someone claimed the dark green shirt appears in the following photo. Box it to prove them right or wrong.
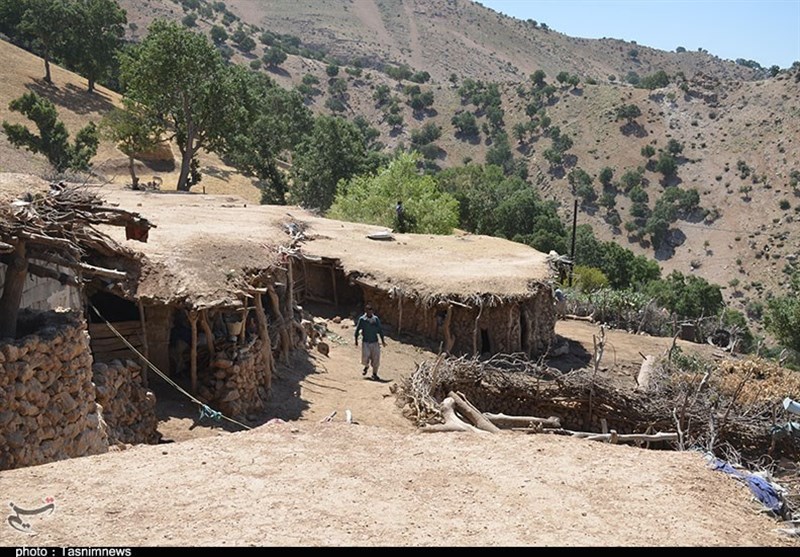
[355,314,385,343]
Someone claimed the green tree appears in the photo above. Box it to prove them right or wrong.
[599,166,614,187]
[530,69,546,89]
[120,20,235,191]
[222,69,312,204]
[765,273,800,355]
[62,0,127,93]
[328,152,458,234]
[452,111,478,137]
[645,271,723,320]
[19,0,72,83]
[615,103,642,124]
[262,46,287,68]
[291,115,368,211]
[655,152,678,177]
[2,91,98,172]
[99,100,164,188]
[210,24,228,44]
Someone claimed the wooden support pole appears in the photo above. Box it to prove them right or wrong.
[330,264,338,307]
[254,293,273,393]
[472,304,483,356]
[397,293,403,334]
[267,283,290,364]
[239,299,248,345]
[200,309,215,358]
[443,304,454,354]
[0,239,28,339]
[138,299,149,388]
[188,310,198,393]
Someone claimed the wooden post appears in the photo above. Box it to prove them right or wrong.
[443,304,454,354]
[287,259,295,323]
[254,293,273,393]
[200,309,215,358]
[188,310,198,393]
[239,298,248,345]
[397,292,402,334]
[330,264,338,307]
[138,299,149,388]
[267,283,290,364]
[472,304,483,356]
[0,239,28,339]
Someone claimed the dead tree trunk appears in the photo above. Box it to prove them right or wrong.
[447,391,500,433]
[421,397,486,433]
[484,413,562,429]
[0,239,28,339]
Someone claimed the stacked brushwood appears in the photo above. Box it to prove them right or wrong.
[0,182,153,339]
[395,352,800,463]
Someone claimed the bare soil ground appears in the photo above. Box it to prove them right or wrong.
[1,313,797,547]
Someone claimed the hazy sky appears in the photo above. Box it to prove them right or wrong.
[479,0,800,68]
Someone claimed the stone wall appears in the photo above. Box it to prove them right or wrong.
[93,360,159,446]
[198,339,270,421]
[0,309,108,471]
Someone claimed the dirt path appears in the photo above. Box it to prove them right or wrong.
[1,314,796,546]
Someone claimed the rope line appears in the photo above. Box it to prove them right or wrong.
[88,303,251,431]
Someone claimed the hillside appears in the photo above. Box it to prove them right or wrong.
[2,0,800,342]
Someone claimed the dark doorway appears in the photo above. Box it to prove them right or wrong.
[480,328,491,354]
[88,291,139,323]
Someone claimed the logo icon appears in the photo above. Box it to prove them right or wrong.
[7,498,56,534]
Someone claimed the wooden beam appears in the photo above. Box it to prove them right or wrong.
[77,262,127,280]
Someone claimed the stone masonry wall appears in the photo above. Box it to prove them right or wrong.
[198,339,270,421]
[0,309,108,471]
[93,359,159,446]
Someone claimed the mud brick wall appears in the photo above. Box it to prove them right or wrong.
[0,310,108,471]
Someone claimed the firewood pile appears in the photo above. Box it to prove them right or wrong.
[0,182,152,264]
[395,352,800,463]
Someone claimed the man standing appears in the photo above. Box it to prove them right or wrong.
[354,304,387,380]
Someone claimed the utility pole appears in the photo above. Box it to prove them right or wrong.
[569,198,577,287]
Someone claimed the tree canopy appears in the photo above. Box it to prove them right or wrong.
[119,19,235,191]
[327,152,459,234]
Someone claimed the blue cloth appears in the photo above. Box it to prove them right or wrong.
[711,458,786,516]
[745,475,784,514]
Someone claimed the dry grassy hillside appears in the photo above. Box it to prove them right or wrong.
[118,0,765,84]
[0,40,262,203]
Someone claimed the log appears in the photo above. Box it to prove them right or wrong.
[421,397,486,433]
[542,428,678,444]
[447,391,500,433]
[484,412,561,429]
